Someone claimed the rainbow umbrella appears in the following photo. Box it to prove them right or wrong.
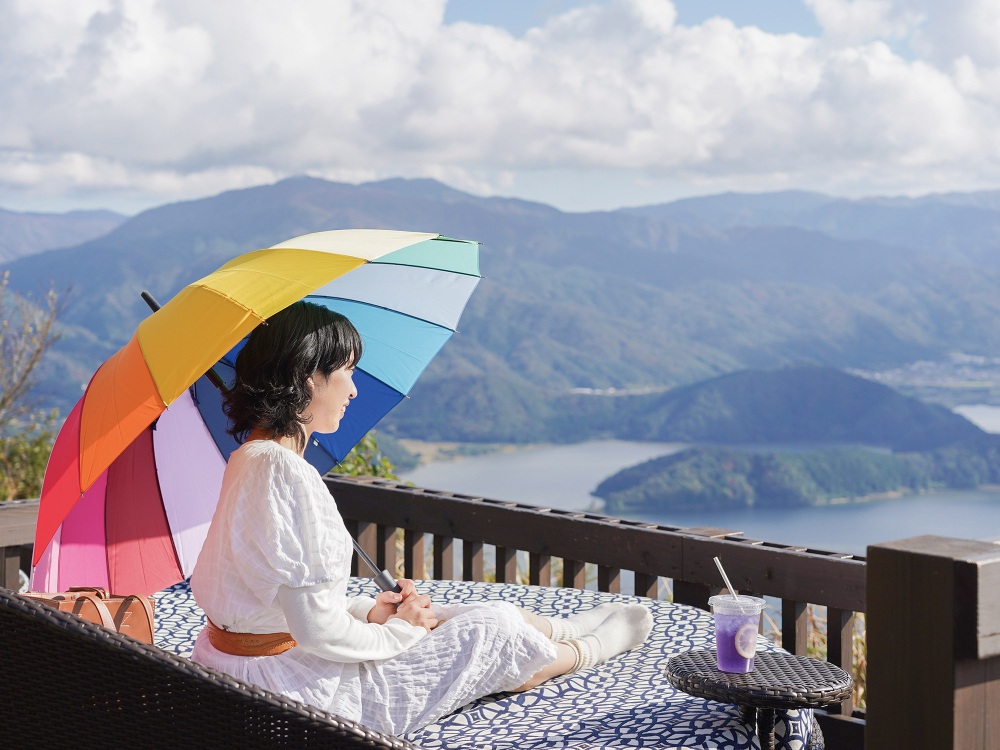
[31,229,480,596]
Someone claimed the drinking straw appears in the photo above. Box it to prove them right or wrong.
[713,556,739,600]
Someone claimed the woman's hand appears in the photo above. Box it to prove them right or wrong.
[367,579,430,626]
[390,592,438,633]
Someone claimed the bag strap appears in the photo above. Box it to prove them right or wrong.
[67,586,109,599]
[72,594,115,630]
[114,595,156,644]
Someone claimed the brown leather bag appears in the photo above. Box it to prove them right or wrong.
[24,586,156,644]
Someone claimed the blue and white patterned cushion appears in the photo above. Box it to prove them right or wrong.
[154,579,815,749]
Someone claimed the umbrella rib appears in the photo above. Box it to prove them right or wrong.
[309,294,463,333]
[373,259,481,279]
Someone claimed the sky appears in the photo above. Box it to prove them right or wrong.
[3,0,1000,215]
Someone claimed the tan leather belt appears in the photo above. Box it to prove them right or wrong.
[206,618,297,656]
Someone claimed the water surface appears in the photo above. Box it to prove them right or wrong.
[399,439,1000,556]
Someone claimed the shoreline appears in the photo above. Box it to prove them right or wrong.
[399,439,1000,511]
[396,439,528,464]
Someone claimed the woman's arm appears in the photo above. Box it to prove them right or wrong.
[278,582,429,663]
[345,595,377,622]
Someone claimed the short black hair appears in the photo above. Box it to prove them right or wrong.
[224,301,362,446]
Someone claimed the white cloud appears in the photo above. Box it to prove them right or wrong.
[2,0,1000,212]
[805,0,923,44]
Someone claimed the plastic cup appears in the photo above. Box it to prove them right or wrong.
[709,594,766,673]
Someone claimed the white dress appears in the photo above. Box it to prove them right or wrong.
[190,440,556,736]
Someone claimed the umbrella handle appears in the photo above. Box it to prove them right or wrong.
[351,538,403,595]
[373,570,403,595]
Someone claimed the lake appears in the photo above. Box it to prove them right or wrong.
[399,406,1000,556]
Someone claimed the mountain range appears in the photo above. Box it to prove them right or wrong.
[0,208,125,263]
[3,177,1000,442]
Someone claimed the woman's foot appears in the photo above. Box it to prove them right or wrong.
[566,604,653,672]
[546,602,625,642]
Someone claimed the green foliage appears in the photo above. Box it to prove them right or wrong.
[596,440,1000,514]
[0,272,63,430]
[0,273,62,501]
[0,411,57,500]
[329,433,398,479]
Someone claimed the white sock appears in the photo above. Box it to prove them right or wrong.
[567,604,653,672]
[567,634,601,672]
[545,603,623,642]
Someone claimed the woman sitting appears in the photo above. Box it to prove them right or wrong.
[190,301,653,736]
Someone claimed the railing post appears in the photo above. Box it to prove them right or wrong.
[563,559,585,589]
[673,580,712,609]
[434,534,455,580]
[529,553,551,587]
[463,540,484,582]
[866,535,1000,750]
[356,522,378,572]
[404,529,426,580]
[345,520,360,576]
[781,600,809,656]
[634,573,658,599]
[598,565,621,593]
[378,525,397,576]
[826,607,856,716]
[495,546,518,584]
[1,545,20,590]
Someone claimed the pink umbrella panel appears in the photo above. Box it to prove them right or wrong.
[33,385,225,594]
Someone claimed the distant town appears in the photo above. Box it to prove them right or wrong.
[851,353,1000,407]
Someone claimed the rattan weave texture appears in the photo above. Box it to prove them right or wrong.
[0,588,422,749]
[665,650,853,710]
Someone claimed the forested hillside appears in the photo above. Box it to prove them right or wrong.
[596,435,1000,513]
[4,178,1000,444]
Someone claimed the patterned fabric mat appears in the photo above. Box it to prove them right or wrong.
[155,578,815,749]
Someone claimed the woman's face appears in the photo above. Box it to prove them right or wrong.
[301,359,358,436]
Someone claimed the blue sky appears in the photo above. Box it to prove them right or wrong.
[445,0,822,37]
[1,1,998,215]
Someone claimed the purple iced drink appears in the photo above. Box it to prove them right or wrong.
[714,612,759,672]
[708,594,765,673]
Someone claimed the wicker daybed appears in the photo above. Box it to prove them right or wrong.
[1,577,822,749]
[0,587,412,749]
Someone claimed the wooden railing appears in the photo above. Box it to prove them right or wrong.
[5,479,1000,749]
[327,475,868,746]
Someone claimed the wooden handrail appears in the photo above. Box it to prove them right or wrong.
[326,476,866,608]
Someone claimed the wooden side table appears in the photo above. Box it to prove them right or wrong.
[665,650,853,750]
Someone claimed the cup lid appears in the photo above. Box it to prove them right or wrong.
[708,594,767,615]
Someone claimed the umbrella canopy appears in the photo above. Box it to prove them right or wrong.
[32,229,480,595]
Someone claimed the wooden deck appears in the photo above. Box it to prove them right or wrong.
[3,478,999,750]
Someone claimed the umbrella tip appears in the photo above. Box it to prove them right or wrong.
[140,291,161,312]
